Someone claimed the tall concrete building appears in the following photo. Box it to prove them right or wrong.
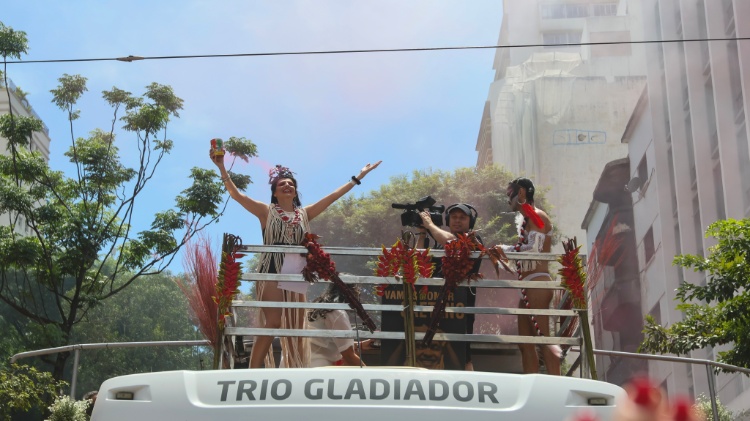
[0,78,52,235]
[476,0,646,249]
[583,0,750,413]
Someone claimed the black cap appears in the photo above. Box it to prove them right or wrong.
[446,204,472,216]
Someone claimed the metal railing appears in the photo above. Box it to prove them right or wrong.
[568,348,750,421]
[10,340,210,398]
[224,244,588,371]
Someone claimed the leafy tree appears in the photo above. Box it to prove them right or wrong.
[640,219,750,371]
[694,394,750,421]
[0,22,255,382]
[69,272,208,396]
[46,395,89,421]
[0,364,66,421]
[0,313,23,362]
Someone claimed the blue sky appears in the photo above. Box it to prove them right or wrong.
[4,1,503,272]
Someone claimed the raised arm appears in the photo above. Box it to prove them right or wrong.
[304,161,381,221]
[210,150,269,223]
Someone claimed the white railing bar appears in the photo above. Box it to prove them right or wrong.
[224,328,580,346]
[569,347,750,375]
[239,245,559,261]
[10,340,210,364]
[240,273,563,289]
[230,300,578,316]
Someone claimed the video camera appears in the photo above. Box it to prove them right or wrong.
[391,195,445,227]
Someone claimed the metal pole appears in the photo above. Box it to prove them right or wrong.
[705,365,719,421]
[70,349,80,399]
[11,340,210,364]
[569,347,750,375]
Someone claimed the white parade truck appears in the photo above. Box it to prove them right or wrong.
[91,367,623,420]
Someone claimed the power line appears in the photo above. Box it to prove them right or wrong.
[4,36,749,65]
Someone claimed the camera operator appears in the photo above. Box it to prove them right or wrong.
[418,204,481,371]
[416,204,475,247]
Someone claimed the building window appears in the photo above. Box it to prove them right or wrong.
[713,161,726,220]
[644,226,656,264]
[542,32,582,46]
[540,3,589,19]
[637,154,648,190]
[693,194,704,257]
[592,3,618,16]
[738,123,750,214]
[696,0,709,65]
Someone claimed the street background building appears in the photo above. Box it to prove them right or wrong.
[574,0,749,414]
[0,77,52,236]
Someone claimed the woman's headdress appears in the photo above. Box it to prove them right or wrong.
[268,165,295,185]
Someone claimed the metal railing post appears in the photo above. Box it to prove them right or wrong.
[705,365,719,421]
[70,349,80,398]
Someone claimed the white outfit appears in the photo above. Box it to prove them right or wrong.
[308,310,354,367]
[500,229,551,272]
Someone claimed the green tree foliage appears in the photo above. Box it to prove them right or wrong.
[640,219,750,371]
[46,395,89,421]
[694,394,750,421]
[0,22,255,382]
[69,272,209,396]
[0,364,66,421]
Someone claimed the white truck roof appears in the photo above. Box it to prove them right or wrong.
[92,368,624,420]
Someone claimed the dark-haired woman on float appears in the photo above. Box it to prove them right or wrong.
[494,177,561,375]
[307,282,366,367]
[210,151,380,368]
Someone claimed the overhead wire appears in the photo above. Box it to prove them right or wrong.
[3,36,749,65]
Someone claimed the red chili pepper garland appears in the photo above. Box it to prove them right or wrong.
[423,232,485,346]
[558,237,587,308]
[214,234,244,330]
[558,236,598,379]
[375,239,434,293]
[301,233,377,332]
[375,238,435,367]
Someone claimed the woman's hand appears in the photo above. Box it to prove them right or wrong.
[209,149,225,169]
[356,160,382,181]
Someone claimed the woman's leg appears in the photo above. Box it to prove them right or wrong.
[249,282,284,368]
[517,298,540,373]
[524,285,560,375]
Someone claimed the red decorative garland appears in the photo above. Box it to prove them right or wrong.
[514,217,546,338]
[214,234,244,330]
[521,202,545,230]
[558,237,586,309]
[422,232,484,346]
[301,233,377,332]
[273,203,302,226]
[375,239,434,295]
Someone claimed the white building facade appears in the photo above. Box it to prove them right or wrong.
[583,0,750,412]
[0,78,52,236]
[476,0,647,250]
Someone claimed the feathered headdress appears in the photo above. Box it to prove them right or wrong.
[268,164,295,185]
